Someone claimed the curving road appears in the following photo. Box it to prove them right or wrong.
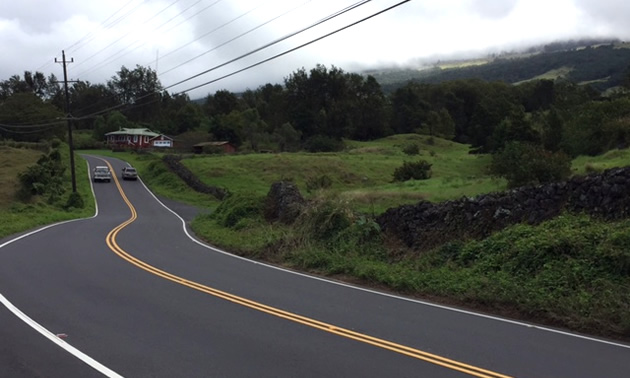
[0,155,628,377]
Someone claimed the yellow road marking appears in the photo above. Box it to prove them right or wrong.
[100,159,512,378]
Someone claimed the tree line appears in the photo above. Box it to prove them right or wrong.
[1,62,629,185]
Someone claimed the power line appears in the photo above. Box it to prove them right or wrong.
[70,0,181,72]
[34,0,145,74]
[75,0,220,79]
[164,0,371,90]
[174,0,412,96]
[158,0,312,77]
[70,0,411,122]
[155,1,266,70]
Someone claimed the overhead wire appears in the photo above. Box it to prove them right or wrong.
[153,0,266,69]
[158,0,312,77]
[72,0,410,121]
[173,0,411,95]
[7,0,409,130]
[70,0,182,72]
[75,0,224,79]
[33,0,144,74]
[163,0,372,90]
[68,0,369,119]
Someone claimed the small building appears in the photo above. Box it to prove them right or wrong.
[105,128,173,149]
[192,141,237,154]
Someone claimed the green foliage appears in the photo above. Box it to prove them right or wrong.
[73,130,105,150]
[65,191,85,209]
[295,197,354,242]
[303,135,345,152]
[212,192,264,228]
[17,148,66,201]
[273,122,302,152]
[305,174,332,193]
[490,142,571,188]
[392,160,432,182]
[402,143,420,155]
[560,97,630,156]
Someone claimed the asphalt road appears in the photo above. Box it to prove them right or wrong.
[0,155,628,377]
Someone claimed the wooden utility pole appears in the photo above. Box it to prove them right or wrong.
[55,50,77,193]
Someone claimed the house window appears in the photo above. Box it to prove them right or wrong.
[145,136,149,143]
[133,135,138,143]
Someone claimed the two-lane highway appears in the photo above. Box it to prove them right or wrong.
[1,155,628,377]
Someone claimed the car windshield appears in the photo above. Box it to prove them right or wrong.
[126,168,136,172]
[95,167,109,172]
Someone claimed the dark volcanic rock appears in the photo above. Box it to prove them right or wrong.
[264,181,306,224]
[377,166,630,252]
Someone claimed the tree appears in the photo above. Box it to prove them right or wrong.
[204,89,242,116]
[490,142,571,188]
[173,103,205,135]
[107,65,162,123]
[347,75,389,140]
[273,122,301,152]
[0,92,65,141]
[70,81,117,130]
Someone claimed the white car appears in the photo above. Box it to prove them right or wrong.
[93,166,112,182]
[121,166,138,180]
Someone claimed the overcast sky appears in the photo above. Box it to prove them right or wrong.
[1,0,628,99]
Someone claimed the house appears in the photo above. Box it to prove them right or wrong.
[192,141,237,154]
[105,128,174,149]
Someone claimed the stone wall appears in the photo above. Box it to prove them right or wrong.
[376,167,630,252]
[162,155,228,200]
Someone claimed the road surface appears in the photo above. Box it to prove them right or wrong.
[0,155,628,377]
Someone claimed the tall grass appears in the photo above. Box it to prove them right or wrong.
[0,145,95,238]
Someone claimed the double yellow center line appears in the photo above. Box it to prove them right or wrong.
[101,160,511,378]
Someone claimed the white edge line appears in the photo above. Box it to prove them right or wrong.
[0,158,123,377]
[138,175,630,350]
[0,294,123,378]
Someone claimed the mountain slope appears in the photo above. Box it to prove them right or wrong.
[370,41,630,93]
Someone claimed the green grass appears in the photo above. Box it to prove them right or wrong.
[571,149,630,174]
[0,145,95,238]
[180,135,505,214]
[0,145,43,208]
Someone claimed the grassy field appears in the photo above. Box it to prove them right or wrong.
[181,134,505,214]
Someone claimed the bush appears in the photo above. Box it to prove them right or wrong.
[402,143,420,155]
[212,192,264,228]
[490,142,571,188]
[392,160,432,182]
[295,197,355,242]
[305,175,333,193]
[303,135,345,152]
[17,148,66,201]
[65,191,85,209]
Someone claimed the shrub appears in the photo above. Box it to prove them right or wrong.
[65,191,85,209]
[305,174,333,193]
[17,148,66,201]
[296,198,354,242]
[392,160,432,182]
[212,192,264,228]
[490,142,571,188]
[303,135,345,152]
[402,143,420,155]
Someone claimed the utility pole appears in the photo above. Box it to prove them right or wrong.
[55,50,77,193]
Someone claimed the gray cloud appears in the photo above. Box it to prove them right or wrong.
[470,0,519,19]
[1,0,629,99]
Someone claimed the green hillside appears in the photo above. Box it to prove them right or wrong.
[371,41,630,93]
